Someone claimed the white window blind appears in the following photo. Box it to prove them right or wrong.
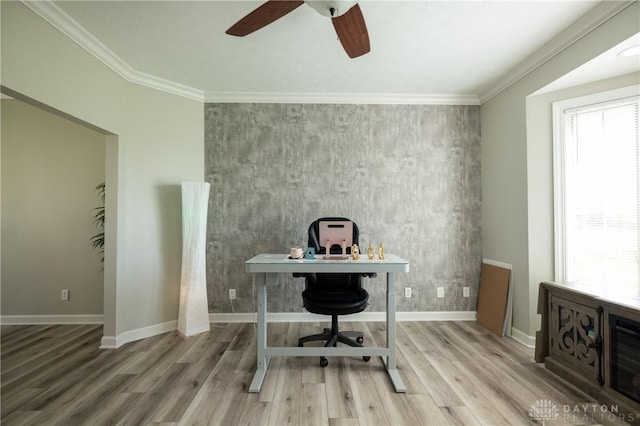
[561,94,639,293]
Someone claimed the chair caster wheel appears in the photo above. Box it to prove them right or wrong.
[363,356,371,362]
[320,357,329,367]
[356,336,364,344]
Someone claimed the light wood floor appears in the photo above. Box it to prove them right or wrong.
[0,321,628,426]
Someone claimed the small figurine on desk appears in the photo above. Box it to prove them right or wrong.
[367,243,375,260]
[351,244,360,260]
[378,243,385,260]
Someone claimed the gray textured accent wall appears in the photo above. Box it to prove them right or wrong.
[205,103,481,313]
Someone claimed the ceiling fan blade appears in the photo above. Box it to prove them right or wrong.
[331,4,370,58]
[226,1,305,36]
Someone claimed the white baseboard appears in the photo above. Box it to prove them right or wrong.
[208,311,477,323]
[100,311,476,348]
[99,336,117,349]
[101,317,533,350]
[2,312,487,350]
[100,320,177,349]
[510,326,535,348]
[0,314,104,325]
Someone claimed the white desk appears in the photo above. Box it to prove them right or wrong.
[245,253,410,393]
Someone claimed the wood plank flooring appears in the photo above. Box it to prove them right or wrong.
[0,321,629,425]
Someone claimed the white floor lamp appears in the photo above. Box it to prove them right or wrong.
[178,181,210,337]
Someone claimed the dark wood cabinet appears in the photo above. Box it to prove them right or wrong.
[547,294,603,396]
[536,281,640,425]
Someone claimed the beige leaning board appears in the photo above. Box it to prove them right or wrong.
[476,261,511,336]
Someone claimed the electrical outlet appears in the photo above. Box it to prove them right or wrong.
[61,289,69,301]
[404,287,412,298]
[463,287,470,298]
[228,289,236,300]
[436,287,444,298]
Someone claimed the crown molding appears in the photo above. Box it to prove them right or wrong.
[28,0,626,107]
[205,91,481,105]
[479,1,636,103]
[20,1,479,106]
[22,0,205,102]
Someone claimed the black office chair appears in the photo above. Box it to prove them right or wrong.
[296,217,373,367]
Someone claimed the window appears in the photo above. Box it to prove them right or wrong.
[553,86,640,296]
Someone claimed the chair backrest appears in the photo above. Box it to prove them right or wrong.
[306,217,361,292]
[308,217,359,255]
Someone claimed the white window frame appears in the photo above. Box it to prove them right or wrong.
[552,85,640,282]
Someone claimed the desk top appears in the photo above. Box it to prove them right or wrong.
[245,253,410,274]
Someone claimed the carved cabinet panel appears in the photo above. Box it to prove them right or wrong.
[539,282,640,422]
[549,295,603,385]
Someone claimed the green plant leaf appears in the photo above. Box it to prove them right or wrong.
[91,182,106,269]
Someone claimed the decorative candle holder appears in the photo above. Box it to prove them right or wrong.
[378,243,385,260]
[351,244,360,260]
[367,243,375,260]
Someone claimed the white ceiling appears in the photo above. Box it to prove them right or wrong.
[43,0,638,103]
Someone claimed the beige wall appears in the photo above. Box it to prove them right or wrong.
[481,2,640,340]
[525,72,640,335]
[1,2,204,346]
[1,99,106,316]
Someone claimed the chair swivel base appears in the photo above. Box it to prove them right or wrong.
[297,318,371,367]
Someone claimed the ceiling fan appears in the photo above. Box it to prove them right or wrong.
[225,0,370,58]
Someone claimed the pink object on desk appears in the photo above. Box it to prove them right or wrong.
[290,247,303,258]
[319,220,353,259]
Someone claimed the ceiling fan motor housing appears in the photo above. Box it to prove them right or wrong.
[306,0,358,17]
[226,0,369,59]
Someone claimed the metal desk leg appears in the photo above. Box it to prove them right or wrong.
[249,272,273,392]
[385,272,406,392]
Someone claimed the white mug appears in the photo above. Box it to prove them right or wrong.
[290,247,303,258]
